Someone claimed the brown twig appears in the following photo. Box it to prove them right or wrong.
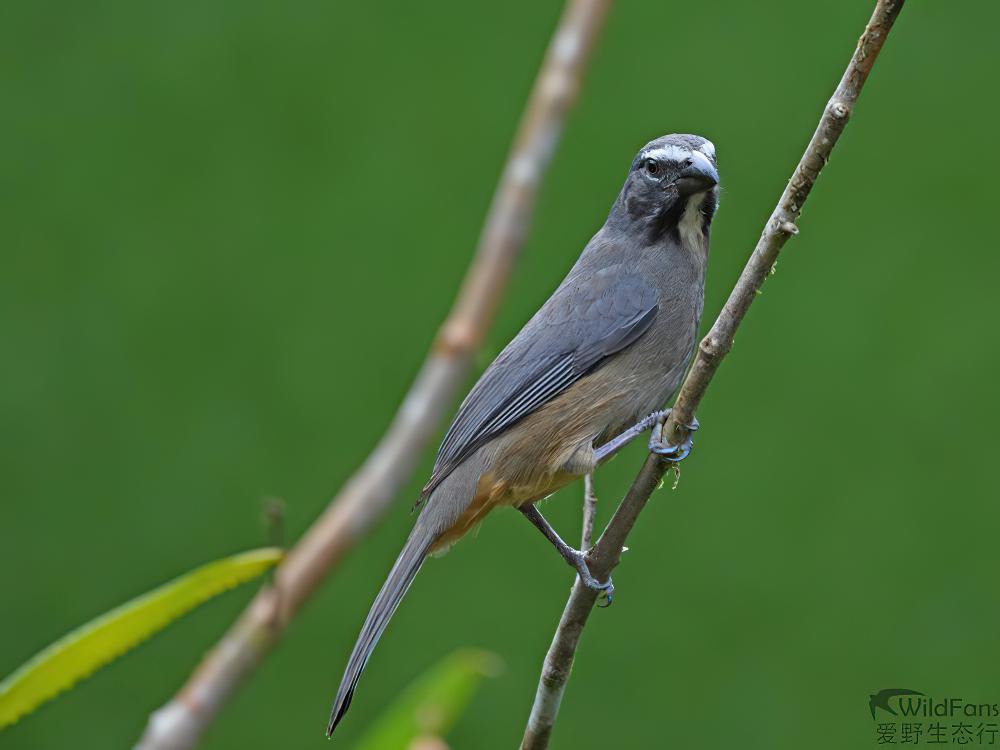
[519,2,906,748]
[135,1,613,747]
[581,473,598,550]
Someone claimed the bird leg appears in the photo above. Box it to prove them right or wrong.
[648,413,699,462]
[518,503,614,605]
[593,409,700,464]
[593,409,671,464]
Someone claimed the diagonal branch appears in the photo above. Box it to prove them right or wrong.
[519,2,906,748]
[135,1,613,747]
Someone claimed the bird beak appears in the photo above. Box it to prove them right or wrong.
[674,151,719,194]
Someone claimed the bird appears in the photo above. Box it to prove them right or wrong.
[869,689,924,720]
[327,133,720,736]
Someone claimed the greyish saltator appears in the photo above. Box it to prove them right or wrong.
[328,133,720,735]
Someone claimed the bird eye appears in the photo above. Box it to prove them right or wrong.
[644,159,660,176]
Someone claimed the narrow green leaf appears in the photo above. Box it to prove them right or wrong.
[352,649,502,750]
[0,547,283,730]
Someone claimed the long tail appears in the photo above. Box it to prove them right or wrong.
[326,522,436,736]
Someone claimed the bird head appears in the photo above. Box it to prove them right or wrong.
[611,133,720,242]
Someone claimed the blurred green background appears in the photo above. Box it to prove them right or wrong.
[2,0,998,747]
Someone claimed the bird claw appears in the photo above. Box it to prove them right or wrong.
[648,415,698,463]
[566,549,614,606]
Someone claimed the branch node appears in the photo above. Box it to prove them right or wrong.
[828,99,851,119]
[698,334,727,361]
[435,318,481,356]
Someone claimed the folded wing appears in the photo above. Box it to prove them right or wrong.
[420,269,658,501]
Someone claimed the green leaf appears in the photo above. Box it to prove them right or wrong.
[0,547,283,730]
[352,649,502,750]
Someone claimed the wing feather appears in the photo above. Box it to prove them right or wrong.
[419,270,658,502]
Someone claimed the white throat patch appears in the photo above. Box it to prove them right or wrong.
[678,193,709,251]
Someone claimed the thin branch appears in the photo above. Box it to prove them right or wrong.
[135,2,612,747]
[519,2,906,747]
[581,473,597,550]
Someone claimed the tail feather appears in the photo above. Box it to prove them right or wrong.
[326,525,434,736]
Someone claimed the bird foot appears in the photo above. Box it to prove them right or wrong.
[648,414,699,463]
[564,548,614,607]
